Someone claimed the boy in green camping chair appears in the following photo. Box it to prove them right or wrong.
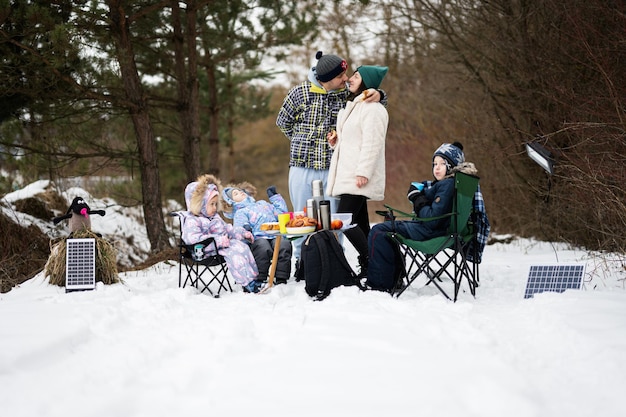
[364,142,490,291]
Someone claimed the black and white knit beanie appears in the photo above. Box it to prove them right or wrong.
[315,51,347,82]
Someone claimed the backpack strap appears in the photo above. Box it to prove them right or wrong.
[326,231,356,278]
[314,231,333,300]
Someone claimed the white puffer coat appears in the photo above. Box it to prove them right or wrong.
[326,95,388,201]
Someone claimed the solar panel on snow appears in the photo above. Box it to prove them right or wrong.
[524,264,584,299]
[65,238,96,292]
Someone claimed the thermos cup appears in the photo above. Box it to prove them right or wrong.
[312,180,324,198]
[318,200,331,230]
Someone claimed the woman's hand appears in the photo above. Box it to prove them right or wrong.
[356,176,369,188]
[363,89,380,103]
[327,130,338,147]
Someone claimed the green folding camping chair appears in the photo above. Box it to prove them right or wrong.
[381,172,480,301]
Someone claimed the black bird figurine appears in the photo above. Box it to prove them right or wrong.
[53,197,106,233]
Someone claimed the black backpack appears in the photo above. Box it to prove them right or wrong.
[295,230,358,300]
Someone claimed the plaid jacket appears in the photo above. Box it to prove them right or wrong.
[469,185,490,263]
[276,81,350,170]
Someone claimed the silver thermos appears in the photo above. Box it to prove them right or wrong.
[318,200,331,230]
[311,179,324,225]
[306,198,317,223]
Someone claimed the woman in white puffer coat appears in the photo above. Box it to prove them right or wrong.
[326,65,389,276]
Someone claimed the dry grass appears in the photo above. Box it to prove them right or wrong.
[0,210,51,293]
[44,228,121,287]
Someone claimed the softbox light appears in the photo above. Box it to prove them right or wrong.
[525,142,555,175]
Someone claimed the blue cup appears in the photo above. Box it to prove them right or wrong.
[411,182,424,192]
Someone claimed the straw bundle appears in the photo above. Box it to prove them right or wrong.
[44,229,121,287]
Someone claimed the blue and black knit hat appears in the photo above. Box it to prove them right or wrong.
[433,142,465,170]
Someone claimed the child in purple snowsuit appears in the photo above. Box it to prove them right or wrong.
[182,174,261,293]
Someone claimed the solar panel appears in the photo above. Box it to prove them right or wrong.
[524,264,585,299]
[65,238,97,292]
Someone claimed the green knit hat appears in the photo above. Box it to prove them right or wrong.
[357,65,388,89]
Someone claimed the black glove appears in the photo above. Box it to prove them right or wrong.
[266,185,277,198]
[383,212,395,222]
[412,195,429,214]
[407,183,423,202]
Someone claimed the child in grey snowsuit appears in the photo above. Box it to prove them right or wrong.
[222,183,292,285]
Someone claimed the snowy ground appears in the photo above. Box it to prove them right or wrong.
[1,181,625,417]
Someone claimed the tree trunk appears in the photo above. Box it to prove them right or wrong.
[204,54,220,176]
[107,0,169,252]
[172,0,201,182]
